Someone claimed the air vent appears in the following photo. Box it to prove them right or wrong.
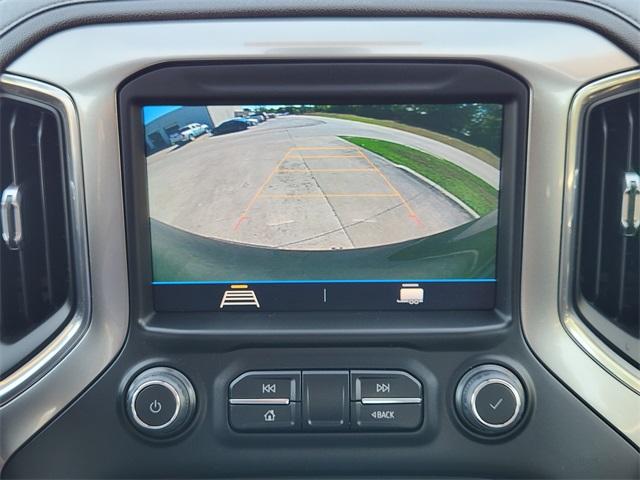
[0,97,73,378]
[577,89,639,365]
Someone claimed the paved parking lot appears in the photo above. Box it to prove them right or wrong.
[147,116,480,250]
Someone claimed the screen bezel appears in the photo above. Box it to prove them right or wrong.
[118,61,528,339]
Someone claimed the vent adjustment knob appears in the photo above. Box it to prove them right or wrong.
[126,367,196,437]
[455,364,525,435]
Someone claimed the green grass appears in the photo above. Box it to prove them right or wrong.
[341,136,498,216]
[308,112,500,168]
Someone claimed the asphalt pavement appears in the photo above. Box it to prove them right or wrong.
[147,116,487,250]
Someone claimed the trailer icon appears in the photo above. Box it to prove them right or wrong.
[396,283,424,305]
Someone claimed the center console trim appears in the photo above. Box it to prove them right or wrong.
[1,17,637,470]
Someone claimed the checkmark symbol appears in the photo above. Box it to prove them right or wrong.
[489,398,503,410]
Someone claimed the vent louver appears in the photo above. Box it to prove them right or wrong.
[0,97,73,377]
[577,89,639,365]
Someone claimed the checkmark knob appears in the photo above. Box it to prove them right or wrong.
[455,364,526,435]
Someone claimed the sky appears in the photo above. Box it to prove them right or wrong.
[142,105,182,125]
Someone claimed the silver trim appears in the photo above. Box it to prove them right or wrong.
[130,380,181,430]
[622,171,639,237]
[1,17,637,465]
[0,72,124,470]
[523,67,640,448]
[0,76,91,405]
[470,379,522,429]
[361,397,422,405]
[229,398,291,405]
[560,70,640,394]
[576,296,640,365]
[0,184,22,250]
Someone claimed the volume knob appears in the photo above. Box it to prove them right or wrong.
[455,364,525,435]
[126,367,196,437]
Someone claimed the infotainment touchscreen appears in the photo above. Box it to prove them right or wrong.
[143,104,502,311]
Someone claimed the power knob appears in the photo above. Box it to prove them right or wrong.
[126,367,196,437]
[455,364,526,435]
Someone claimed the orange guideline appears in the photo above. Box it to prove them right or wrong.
[233,145,422,230]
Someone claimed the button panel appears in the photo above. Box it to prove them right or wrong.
[228,371,301,431]
[228,370,423,433]
[302,371,349,431]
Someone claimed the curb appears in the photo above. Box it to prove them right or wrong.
[392,164,480,219]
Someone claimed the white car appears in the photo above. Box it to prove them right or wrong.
[169,123,210,145]
[241,117,259,126]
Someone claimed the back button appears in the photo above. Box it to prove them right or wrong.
[352,402,422,431]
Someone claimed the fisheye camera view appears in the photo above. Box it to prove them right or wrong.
[144,103,502,283]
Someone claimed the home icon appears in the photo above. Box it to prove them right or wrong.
[264,409,276,422]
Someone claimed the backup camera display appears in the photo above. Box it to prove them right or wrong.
[143,104,502,311]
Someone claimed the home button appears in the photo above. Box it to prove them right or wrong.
[229,403,301,432]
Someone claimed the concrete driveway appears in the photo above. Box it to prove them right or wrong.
[290,115,500,188]
[147,115,488,250]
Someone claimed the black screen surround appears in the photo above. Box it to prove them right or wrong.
[119,61,527,336]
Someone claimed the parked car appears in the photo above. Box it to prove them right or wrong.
[169,123,210,145]
[234,117,259,126]
[249,113,267,123]
[213,119,249,135]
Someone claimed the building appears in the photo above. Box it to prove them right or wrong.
[144,106,239,154]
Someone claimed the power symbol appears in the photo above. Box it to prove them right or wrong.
[149,400,162,414]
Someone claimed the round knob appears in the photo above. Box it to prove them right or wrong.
[455,364,525,435]
[126,367,196,437]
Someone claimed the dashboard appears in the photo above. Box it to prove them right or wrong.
[0,1,638,478]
